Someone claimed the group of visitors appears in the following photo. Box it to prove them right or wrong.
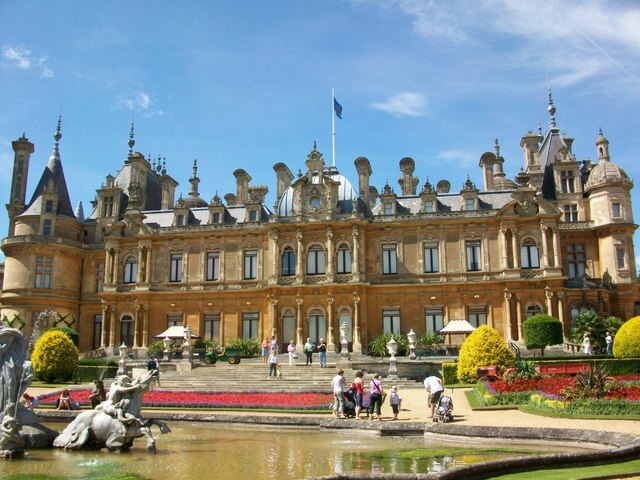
[262,336,283,379]
[262,337,332,373]
[582,331,615,356]
[331,370,401,421]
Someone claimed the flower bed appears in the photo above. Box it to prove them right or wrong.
[37,389,333,410]
[477,375,640,415]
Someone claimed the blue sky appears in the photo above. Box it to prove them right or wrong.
[1,0,639,266]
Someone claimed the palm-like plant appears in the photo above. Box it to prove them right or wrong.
[570,312,623,354]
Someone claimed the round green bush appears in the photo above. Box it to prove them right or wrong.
[457,325,515,383]
[613,316,640,359]
[32,330,79,383]
[523,314,563,355]
[49,326,79,347]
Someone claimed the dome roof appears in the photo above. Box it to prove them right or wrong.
[277,168,358,217]
[493,175,517,190]
[585,160,632,191]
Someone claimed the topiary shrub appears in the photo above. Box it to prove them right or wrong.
[523,314,563,356]
[442,362,458,385]
[49,326,80,347]
[457,325,514,383]
[32,330,79,383]
[613,316,640,358]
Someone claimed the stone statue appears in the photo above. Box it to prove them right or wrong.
[54,370,170,452]
[0,325,57,458]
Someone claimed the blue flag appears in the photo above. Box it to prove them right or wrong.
[334,98,342,119]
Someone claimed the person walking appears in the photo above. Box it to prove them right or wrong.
[389,386,402,420]
[351,371,365,419]
[369,373,383,421]
[268,350,278,379]
[261,338,270,365]
[583,333,592,356]
[424,375,444,418]
[270,336,279,353]
[605,331,613,355]
[332,369,345,418]
[146,355,160,389]
[318,338,327,368]
[304,338,314,365]
[287,340,297,366]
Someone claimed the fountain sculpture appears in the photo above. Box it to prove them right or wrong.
[0,325,57,458]
[54,370,170,452]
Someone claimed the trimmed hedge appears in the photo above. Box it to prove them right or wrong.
[614,316,640,358]
[442,362,458,385]
[75,365,118,382]
[534,358,640,375]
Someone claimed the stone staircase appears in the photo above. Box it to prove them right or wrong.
[155,357,423,392]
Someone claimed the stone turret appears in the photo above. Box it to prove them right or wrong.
[273,163,294,205]
[6,134,35,235]
[398,157,419,195]
[234,168,252,205]
[354,156,372,208]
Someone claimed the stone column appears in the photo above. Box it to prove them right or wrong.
[326,227,334,279]
[503,290,512,341]
[136,246,144,283]
[545,287,553,315]
[133,304,141,348]
[353,294,362,352]
[270,230,279,280]
[108,306,116,350]
[552,227,561,268]
[105,248,114,284]
[295,297,303,352]
[326,296,334,351]
[516,294,523,341]
[142,304,149,347]
[557,292,566,338]
[500,227,509,269]
[511,228,520,269]
[113,247,120,284]
[540,225,550,268]
[270,297,278,340]
[352,225,360,281]
[296,228,303,283]
[183,251,189,284]
[145,246,152,283]
[100,304,108,348]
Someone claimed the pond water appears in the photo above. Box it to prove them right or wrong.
[0,422,588,480]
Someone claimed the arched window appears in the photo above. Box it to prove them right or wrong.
[336,244,352,274]
[520,239,540,269]
[123,256,138,284]
[525,304,543,318]
[307,245,326,275]
[281,246,295,276]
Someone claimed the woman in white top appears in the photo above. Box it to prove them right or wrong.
[287,340,297,366]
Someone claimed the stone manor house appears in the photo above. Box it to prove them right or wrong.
[1,95,638,355]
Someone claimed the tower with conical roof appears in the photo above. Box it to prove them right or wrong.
[6,133,35,236]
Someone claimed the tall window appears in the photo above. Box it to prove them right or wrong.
[563,204,578,222]
[337,244,352,274]
[520,239,540,269]
[170,253,183,282]
[382,309,401,334]
[249,211,257,222]
[616,247,626,269]
[206,251,220,281]
[244,250,257,279]
[467,306,487,328]
[167,314,183,327]
[307,245,326,275]
[308,311,327,343]
[382,243,397,275]
[466,240,481,271]
[120,315,134,347]
[425,308,444,334]
[102,196,114,217]
[383,203,393,215]
[45,200,53,213]
[35,256,52,288]
[213,212,220,223]
[93,314,102,350]
[560,170,575,193]
[176,214,185,226]
[424,242,439,273]
[96,262,104,292]
[567,244,586,278]
[203,313,220,340]
[465,199,474,211]
[612,202,621,218]
[242,312,259,339]
[123,256,137,283]
[424,201,434,213]
[42,219,52,236]
[281,247,295,276]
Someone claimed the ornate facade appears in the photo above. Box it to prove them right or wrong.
[2,95,638,355]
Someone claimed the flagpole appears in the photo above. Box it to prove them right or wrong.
[332,88,336,167]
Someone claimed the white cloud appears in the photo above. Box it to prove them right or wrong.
[371,92,427,117]
[436,149,478,169]
[1,45,54,78]
[0,140,13,187]
[117,91,164,117]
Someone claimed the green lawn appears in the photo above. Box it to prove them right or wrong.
[491,458,640,479]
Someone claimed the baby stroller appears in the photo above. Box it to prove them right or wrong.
[432,394,453,423]
[342,390,357,418]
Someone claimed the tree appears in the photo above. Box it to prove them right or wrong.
[457,325,515,383]
[523,314,563,357]
[570,311,623,354]
[31,330,79,383]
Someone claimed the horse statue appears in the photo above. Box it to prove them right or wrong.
[53,370,170,452]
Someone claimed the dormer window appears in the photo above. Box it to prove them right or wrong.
[176,214,184,226]
[249,210,257,222]
[213,213,220,223]
[383,203,393,215]
[310,196,321,209]
[465,199,474,211]
[42,219,52,236]
[612,202,621,218]
[424,201,434,213]
[45,200,54,213]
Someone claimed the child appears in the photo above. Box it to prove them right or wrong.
[22,392,39,410]
[389,386,402,420]
[277,360,283,379]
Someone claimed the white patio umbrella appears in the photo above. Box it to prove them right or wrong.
[153,325,201,339]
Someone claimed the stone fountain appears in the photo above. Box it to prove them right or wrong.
[0,324,57,458]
